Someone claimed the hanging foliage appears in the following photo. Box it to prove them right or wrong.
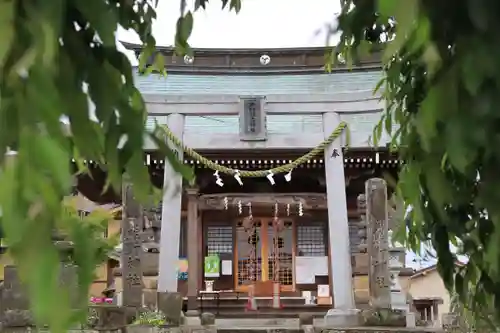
[335,0,500,321]
[0,0,240,331]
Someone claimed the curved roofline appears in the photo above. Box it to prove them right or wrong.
[410,260,465,279]
[121,41,352,54]
[121,41,382,74]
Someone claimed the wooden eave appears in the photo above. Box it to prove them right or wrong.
[121,41,383,74]
[410,261,465,279]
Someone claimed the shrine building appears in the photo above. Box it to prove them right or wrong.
[76,44,411,314]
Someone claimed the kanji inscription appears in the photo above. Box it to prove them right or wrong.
[121,182,144,308]
[366,178,391,309]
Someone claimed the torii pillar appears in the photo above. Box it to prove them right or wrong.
[158,113,185,293]
[323,112,359,326]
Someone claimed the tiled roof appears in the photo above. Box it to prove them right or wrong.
[134,70,383,95]
[137,70,389,147]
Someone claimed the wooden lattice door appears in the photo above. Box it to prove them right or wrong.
[235,218,262,289]
[235,218,295,292]
[265,219,294,291]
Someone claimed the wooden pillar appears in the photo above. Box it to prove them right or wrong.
[158,113,185,293]
[197,214,203,292]
[120,181,144,308]
[366,178,391,309]
[432,302,439,324]
[186,187,199,315]
[322,112,355,310]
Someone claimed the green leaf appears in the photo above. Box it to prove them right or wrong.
[443,121,472,173]
[373,77,386,95]
[138,47,154,73]
[195,0,209,11]
[73,0,118,46]
[230,0,242,13]
[415,91,439,152]
[0,0,15,68]
[376,0,398,18]
[125,150,151,203]
[467,0,489,32]
[486,222,500,275]
[461,50,484,95]
[103,114,122,193]
[384,112,392,136]
[175,11,194,56]
[20,133,72,196]
[148,130,195,182]
[153,53,166,75]
[381,0,419,62]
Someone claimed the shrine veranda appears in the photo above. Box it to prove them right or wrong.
[75,45,412,313]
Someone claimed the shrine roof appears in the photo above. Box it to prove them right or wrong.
[122,41,382,74]
[135,70,388,146]
[133,70,383,95]
[124,43,387,147]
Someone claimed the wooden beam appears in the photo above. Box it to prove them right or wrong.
[198,193,328,210]
[171,133,324,150]
[145,93,382,116]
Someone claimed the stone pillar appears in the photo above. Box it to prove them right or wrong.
[158,113,185,293]
[442,313,460,332]
[186,187,200,315]
[366,178,391,309]
[1,266,32,328]
[322,112,355,311]
[432,303,439,326]
[389,247,408,311]
[120,181,144,308]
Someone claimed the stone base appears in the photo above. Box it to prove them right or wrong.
[185,310,200,317]
[127,325,157,333]
[406,312,416,328]
[324,308,361,327]
[390,291,408,310]
[183,315,201,326]
[360,308,406,327]
[157,292,183,326]
[1,309,34,328]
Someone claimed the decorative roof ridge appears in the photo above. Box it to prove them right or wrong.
[121,41,382,73]
[121,41,354,54]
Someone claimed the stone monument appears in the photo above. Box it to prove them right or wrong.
[0,266,33,328]
[366,178,391,310]
[0,264,79,329]
[121,182,144,309]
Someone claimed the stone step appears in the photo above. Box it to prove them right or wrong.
[215,318,301,326]
[213,311,327,319]
[197,297,307,307]
[198,304,330,317]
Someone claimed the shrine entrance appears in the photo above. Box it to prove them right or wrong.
[235,217,295,293]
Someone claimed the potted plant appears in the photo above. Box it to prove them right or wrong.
[129,310,168,333]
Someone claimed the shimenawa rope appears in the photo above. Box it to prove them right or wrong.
[160,121,349,178]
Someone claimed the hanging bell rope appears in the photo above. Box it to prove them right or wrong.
[159,121,350,178]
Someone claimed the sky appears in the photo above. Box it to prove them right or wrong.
[117,0,341,64]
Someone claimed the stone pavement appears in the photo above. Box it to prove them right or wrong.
[1,327,446,333]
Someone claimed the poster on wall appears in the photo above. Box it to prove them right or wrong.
[295,256,329,282]
[221,260,232,275]
[204,255,220,277]
[295,257,315,283]
[317,284,330,297]
[177,258,188,280]
[313,256,329,276]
